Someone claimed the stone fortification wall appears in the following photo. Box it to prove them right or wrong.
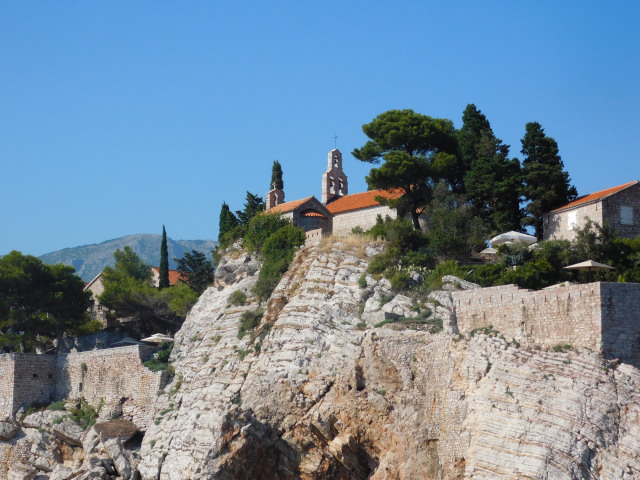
[453,283,604,350]
[600,282,640,364]
[332,205,397,236]
[0,355,15,417]
[55,345,166,429]
[453,282,640,365]
[0,354,56,417]
[57,331,134,353]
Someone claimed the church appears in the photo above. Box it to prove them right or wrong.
[264,149,401,241]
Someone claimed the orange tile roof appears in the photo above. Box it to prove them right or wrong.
[300,209,327,218]
[151,267,185,286]
[551,181,639,213]
[265,196,314,214]
[326,189,403,214]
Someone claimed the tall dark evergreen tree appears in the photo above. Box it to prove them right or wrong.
[175,250,215,295]
[218,202,239,241]
[159,225,170,289]
[271,160,284,190]
[235,191,265,226]
[459,105,523,234]
[457,104,492,190]
[521,122,577,240]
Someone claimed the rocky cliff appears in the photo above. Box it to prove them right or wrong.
[3,238,640,479]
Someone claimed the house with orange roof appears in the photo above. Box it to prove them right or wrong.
[264,149,401,239]
[542,180,640,241]
[85,266,185,325]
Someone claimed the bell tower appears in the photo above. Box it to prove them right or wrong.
[322,149,348,204]
[265,181,285,210]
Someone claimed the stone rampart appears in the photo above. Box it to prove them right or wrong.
[0,354,56,418]
[452,282,640,365]
[55,345,166,429]
[0,345,166,429]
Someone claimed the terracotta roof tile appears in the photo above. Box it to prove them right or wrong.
[551,181,639,213]
[326,189,403,214]
[151,267,185,286]
[300,209,327,218]
[265,196,314,214]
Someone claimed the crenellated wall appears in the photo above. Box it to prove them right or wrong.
[452,282,640,365]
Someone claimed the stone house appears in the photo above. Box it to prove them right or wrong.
[543,180,640,241]
[265,148,402,238]
[84,267,184,325]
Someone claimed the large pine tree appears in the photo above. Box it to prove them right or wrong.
[159,225,170,289]
[460,105,523,234]
[235,191,265,226]
[521,122,577,240]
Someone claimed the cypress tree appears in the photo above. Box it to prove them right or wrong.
[218,202,239,241]
[271,160,284,190]
[159,225,170,289]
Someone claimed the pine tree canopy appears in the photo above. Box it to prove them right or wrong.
[521,122,577,239]
[236,191,266,226]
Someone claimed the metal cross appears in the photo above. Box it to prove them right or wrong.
[333,133,338,148]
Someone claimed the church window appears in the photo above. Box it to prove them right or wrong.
[621,206,634,225]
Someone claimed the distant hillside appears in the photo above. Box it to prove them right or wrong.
[39,234,217,282]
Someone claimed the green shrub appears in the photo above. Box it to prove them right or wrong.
[144,342,174,373]
[243,214,290,253]
[69,398,98,429]
[46,401,66,411]
[358,274,367,288]
[238,308,264,339]
[390,270,411,291]
[228,290,247,307]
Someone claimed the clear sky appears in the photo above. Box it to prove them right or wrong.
[2,2,639,256]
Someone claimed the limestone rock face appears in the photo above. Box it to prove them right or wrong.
[135,240,640,479]
[3,240,640,479]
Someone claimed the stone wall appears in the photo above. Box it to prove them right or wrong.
[602,183,640,239]
[453,282,640,366]
[0,354,56,417]
[332,205,397,236]
[600,282,640,365]
[0,355,15,417]
[55,345,166,429]
[453,283,603,350]
[543,201,603,241]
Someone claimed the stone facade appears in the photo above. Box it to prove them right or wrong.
[321,149,348,204]
[0,345,166,430]
[543,181,640,241]
[452,282,640,366]
[332,204,397,236]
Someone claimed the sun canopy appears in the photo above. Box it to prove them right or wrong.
[141,333,175,343]
[489,231,537,246]
[563,260,616,271]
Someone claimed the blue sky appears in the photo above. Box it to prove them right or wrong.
[2,2,639,256]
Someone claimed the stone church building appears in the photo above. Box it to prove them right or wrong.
[265,149,401,239]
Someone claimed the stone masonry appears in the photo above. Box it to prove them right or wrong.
[452,281,640,366]
[0,345,166,430]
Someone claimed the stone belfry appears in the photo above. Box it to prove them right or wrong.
[265,181,285,210]
[322,149,348,204]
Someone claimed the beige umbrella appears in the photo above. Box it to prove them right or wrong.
[490,231,537,246]
[564,260,616,281]
[141,333,175,343]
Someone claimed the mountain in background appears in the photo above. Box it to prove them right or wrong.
[39,234,218,282]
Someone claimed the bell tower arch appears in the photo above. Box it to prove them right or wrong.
[322,149,348,204]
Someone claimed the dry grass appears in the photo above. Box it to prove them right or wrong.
[317,234,384,256]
